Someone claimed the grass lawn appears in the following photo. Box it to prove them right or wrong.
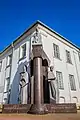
[0,113,80,120]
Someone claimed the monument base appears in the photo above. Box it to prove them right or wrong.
[28,104,48,114]
[2,103,77,114]
[2,104,31,113]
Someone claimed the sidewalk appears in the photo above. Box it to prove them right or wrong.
[0,113,80,120]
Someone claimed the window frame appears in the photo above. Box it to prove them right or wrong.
[19,43,26,60]
[0,61,2,72]
[66,50,72,64]
[53,43,60,59]
[56,71,64,89]
[6,54,12,67]
[5,77,10,92]
[69,74,76,91]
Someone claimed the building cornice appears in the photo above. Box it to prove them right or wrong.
[37,20,80,51]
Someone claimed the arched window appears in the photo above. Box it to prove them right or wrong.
[72,97,78,103]
[59,97,65,103]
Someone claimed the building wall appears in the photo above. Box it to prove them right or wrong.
[39,25,80,104]
[0,35,32,104]
[0,23,80,104]
[0,48,13,104]
[10,36,32,104]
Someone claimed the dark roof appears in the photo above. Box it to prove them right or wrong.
[0,20,79,55]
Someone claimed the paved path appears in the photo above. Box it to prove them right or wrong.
[0,113,80,120]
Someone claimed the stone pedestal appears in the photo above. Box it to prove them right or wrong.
[28,45,48,114]
[28,104,48,114]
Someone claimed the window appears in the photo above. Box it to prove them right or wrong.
[56,71,64,89]
[6,78,10,92]
[78,52,80,61]
[20,44,26,59]
[0,61,2,72]
[7,54,12,66]
[5,77,10,92]
[66,50,72,63]
[69,74,76,90]
[53,43,60,59]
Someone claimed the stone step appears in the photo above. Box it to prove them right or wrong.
[46,103,77,113]
[2,103,77,114]
[2,104,31,113]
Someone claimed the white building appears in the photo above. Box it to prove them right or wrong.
[0,20,80,105]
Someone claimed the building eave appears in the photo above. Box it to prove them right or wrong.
[37,20,80,50]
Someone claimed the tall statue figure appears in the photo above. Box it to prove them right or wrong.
[48,66,56,103]
[29,28,48,114]
[19,65,30,104]
[32,28,42,45]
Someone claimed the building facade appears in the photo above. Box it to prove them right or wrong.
[0,21,80,105]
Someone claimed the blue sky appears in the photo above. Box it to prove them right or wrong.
[0,0,80,51]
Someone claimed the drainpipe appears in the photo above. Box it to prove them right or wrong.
[9,42,14,88]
